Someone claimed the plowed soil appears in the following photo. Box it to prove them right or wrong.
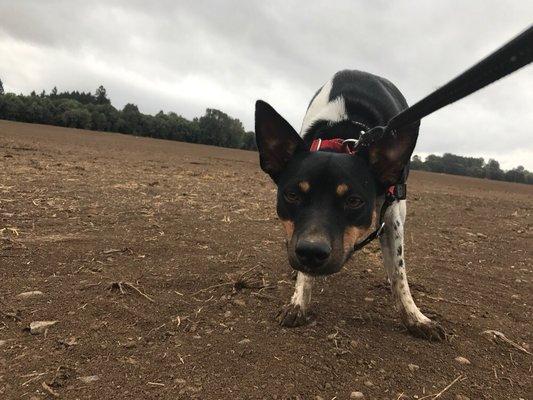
[0,120,531,400]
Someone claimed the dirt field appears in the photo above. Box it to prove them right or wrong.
[0,120,531,400]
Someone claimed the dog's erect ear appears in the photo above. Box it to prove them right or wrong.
[255,100,304,181]
[366,121,420,189]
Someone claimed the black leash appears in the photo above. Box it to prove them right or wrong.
[352,25,533,252]
[358,25,533,148]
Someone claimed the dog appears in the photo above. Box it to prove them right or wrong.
[254,70,445,341]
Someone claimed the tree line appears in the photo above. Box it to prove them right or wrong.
[0,79,256,150]
[410,153,532,184]
[0,78,530,184]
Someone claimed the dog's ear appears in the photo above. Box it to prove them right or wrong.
[366,121,420,188]
[255,100,304,181]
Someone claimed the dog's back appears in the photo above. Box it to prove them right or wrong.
[300,70,409,142]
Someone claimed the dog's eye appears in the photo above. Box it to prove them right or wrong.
[345,195,364,209]
[284,190,301,204]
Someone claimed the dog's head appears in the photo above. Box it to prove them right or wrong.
[255,100,418,276]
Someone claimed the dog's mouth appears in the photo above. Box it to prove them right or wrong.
[293,265,341,276]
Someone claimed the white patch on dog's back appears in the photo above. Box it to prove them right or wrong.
[300,80,348,137]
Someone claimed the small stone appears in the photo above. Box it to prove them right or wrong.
[455,395,470,400]
[363,380,373,387]
[58,337,78,347]
[350,340,359,348]
[238,338,251,345]
[454,356,471,365]
[324,382,332,390]
[0,340,7,347]
[315,396,325,400]
[233,299,246,307]
[123,340,136,348]
[29,321,58,335]
[17,291,44,298]
[184,385,202,394]
[174,378,186,386]
[224,310,232,318]
[364,297,374,302]
[350,391,365,399]
[408,363,420,372]
[78,375,100,383]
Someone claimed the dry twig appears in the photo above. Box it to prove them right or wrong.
[41,381,60,397]
[191,264,266,296]
[418,375,465,400]
[481,330,531,355]
[109,281,155,302]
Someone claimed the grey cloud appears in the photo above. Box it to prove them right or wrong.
[0,0,531,168]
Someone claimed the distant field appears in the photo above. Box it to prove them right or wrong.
[1,120,531,399]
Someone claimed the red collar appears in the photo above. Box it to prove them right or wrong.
[309,138,358,155]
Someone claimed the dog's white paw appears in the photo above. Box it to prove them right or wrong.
[405,319,447,341]
[277,304,310,327]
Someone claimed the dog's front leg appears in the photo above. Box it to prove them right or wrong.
[277,272,313,327]
[379,200,446,341]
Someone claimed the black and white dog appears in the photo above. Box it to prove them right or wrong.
[255,70,445,341]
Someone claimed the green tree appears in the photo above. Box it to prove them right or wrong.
[0,78,4,95]
[95,85,110,105]
[198,108,246,148]
[484,159,504,180]
[505,165,526,183]
[424,154,445,173]
[91,111,108,131]
[121,103,141,134]
[242,131,257,150]
[62,108,91,129]
[410,154,424,170]
[0,94,24,120]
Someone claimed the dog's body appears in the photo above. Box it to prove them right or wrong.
[255,70,445,340]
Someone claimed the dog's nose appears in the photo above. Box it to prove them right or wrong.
[295,240,331,267]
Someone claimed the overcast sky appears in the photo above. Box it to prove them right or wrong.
[1,1,531,169]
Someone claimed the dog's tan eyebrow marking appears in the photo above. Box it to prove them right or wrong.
[336,183,349,196]
[298,181,310,193]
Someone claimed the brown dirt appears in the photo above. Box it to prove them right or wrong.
[0,120,532,400]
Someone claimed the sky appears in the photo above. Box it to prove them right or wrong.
[0,0,532,170]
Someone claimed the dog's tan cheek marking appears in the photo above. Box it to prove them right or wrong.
[298,181,310,193]
[371,206,378,226]
[281,220,294,240]
[343,226,368,252]
[336,183,348,196]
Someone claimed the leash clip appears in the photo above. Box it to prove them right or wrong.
[375,222,386,237]
[342,138,358,154]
